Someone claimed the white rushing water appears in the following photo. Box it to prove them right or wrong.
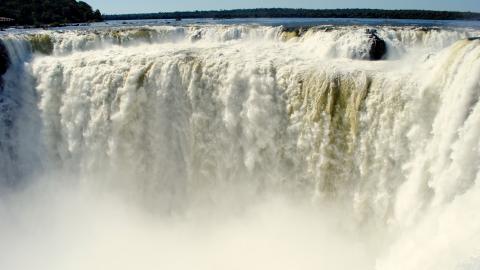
[0,24,480,270]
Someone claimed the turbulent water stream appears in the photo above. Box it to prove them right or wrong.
[1,24,480,270]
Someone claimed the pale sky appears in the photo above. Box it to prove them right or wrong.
[85,0,480,14]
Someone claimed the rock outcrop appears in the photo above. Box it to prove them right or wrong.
[0,40,9,90]
[366,29,387,60]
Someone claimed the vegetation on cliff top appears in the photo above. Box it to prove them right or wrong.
[105,8,480,21]
[0,0,102,26]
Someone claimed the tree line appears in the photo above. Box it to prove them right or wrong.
[105,8,480,21]
[0,0,102,26]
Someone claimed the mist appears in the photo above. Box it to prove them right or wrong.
[0,175,380,270]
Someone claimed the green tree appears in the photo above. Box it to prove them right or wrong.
[0,0,103,26]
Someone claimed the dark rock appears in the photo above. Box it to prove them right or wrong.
[0,40,9,76]
[366,29,378,35]
[0,40,10,91]
[191,31,202,42]
[416,27,440,32]
[367,31,387,61]
[281,27,309,41]
[468,37,480,41]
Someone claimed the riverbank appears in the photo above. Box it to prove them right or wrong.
[105,8,480,21]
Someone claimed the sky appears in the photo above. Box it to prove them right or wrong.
[85,0,480,14]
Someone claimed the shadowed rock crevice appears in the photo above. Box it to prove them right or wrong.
[0,40,10,90]
[367,29,387,60]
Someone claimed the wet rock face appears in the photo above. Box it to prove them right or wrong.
[0,41,9,76]
[0,41,10,90]
[366,29,387,60]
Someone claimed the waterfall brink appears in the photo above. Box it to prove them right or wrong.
[0,25,480,270]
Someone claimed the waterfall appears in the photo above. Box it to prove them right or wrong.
[0,25,479,270]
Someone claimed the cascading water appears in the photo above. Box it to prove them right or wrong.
[0,24,480,270]
[0,37,41,187]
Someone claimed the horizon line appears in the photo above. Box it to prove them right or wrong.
[102,7,480,16]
